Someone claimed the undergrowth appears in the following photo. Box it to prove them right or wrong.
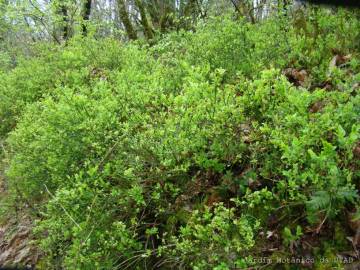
[0,8,359,270]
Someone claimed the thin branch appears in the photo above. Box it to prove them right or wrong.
[230,0,241,14]
[44,184,80,229]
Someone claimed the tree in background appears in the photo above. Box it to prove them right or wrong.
[0,1,359,60]
[117,0,138,40]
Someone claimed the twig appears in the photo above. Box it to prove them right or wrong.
[315,214,327,234]
[230,0,241,14]
[97,140,121,171]
[27,0,62,44]
[0,141,7,157]
[43,184,80,228]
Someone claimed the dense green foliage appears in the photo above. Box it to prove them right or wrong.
[0,6,360,270]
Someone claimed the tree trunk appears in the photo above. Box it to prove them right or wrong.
[82,0,92,36]
[61,4,69,40]
[184,0,197,17]
[146,0,175,33]
[182,0,198,30]
[134,0,154,40]
[146,1,161,29]
[117,0,137,40]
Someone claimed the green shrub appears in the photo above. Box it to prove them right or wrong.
[161,203,259,269]
[1,9,360,269]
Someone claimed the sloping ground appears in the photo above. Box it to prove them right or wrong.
[0,163,39,269]
[0,12,359,269]
[0,215,39,269]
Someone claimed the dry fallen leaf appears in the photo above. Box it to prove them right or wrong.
[328,54,352,77]
[309,100,325,113]
[283,68,309,87]
[353,141,360,160]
